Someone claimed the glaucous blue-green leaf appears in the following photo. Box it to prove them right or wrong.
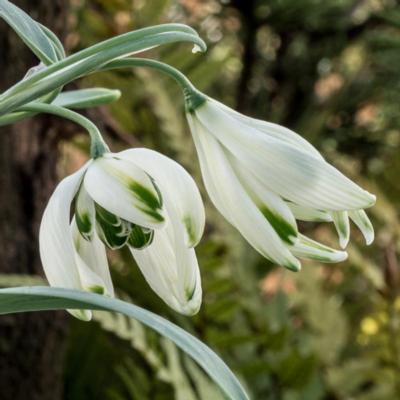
[0,286,249,400]
[0,88,121,126]
[53,88,121,109]
[39,23,65,60]
[0,0,57,64]
[0,24,206,116]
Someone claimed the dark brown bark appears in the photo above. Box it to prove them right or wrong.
[0,1,69,399]
[231,0,257,113]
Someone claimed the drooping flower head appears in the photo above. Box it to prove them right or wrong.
[186,94,375,271]
[40,148,205,320]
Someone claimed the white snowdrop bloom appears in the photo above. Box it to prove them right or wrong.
[39,148,205,320]
[186,96,375,271]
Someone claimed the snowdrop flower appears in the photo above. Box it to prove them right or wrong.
[186,95,375,271]
[40,148,204,320]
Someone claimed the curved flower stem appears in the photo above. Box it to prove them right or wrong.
[20,103,109,159]
[99,58,207,112]
[0,59,205,128]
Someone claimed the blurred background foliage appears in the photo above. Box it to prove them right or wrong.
[5,0,400,398]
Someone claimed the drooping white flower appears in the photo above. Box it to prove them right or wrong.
[39,148,204,319]
[186,96,376,271]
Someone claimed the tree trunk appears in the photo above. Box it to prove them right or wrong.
[0,1,69,399]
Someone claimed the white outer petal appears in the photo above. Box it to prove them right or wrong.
[130,217,202,315]
[117,148,205,247]
[39,163,88,289]
[188,113,301,271]
[229,155,298,244]
[195,101,376,211]
[349,209,374,245]
[71,219,114,297]
[83,154,165,229]
[39,162,92,321]
[208,97,323,159]
[286,202,333,222]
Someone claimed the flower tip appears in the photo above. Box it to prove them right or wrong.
[339,236,350,250]
[182,305,201,316]
[335,250,348,263]
[284,259,302,272]
[68,309,92,321]
[365,232,375,246]
[366,193,377,208]
[176,299,201,316]
[192,38,207,53]
[192,44,202,53]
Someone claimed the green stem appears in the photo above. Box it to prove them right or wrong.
[100,58,207,112]
[0,24,206,116]
[20,103,109,159]
[0,59,206,127]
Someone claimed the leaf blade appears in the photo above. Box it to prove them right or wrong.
[0,0,57,64]
[53,88,121,109]
[0,286,249,400]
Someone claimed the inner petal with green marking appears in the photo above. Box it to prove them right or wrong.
[128,225,154,249]
[75,185,95,241]
[95,203,130,249]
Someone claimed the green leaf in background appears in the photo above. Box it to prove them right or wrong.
[0,286,249,400]
[0,0,58,64]
[53,88,121,109]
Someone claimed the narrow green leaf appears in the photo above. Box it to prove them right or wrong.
[0,88,120,126]
[53,88,121,109]
[0,286,249,400]
[39,23,65,60]
[0,0,57,64]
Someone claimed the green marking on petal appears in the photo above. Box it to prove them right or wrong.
[95,203,121,226]
[290,234,348,263]
[137,206,165,223]
[75,185,95,240]
[95,203,129,249]
[150,177,163,208]
[88,285,105,295]
[76,212,92,241]
[307,254,332,262]
[128,225,154,249]
[103,162,164,223]
[183,215,197,247]
[185,285,196,301]
[129,180,163,211]
[331,211,350,249]
[283,260,301,272]
[259,205,298,245]
[96,222,129,250]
